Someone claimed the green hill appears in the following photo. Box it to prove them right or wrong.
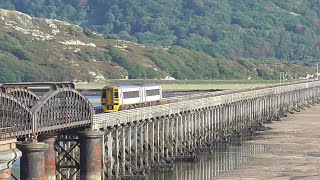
[1,0,320,62]
[0,9,316,83]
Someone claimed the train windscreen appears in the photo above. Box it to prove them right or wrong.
[102,91,107,98]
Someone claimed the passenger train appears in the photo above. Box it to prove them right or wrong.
[101,84,162,112]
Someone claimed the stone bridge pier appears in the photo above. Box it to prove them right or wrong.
[0,139,22,179]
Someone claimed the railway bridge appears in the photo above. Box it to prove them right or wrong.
[0,81,320,180]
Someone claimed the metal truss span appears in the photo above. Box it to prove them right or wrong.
[31,88,93,135]
[0,82,93,140]
[0,92,33,139]
[5,88,40,108]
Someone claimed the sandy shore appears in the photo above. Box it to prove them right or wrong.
[217,104,320,180]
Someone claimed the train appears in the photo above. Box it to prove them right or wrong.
[101,83,162,112]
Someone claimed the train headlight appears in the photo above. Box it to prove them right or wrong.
[107,105,113,110]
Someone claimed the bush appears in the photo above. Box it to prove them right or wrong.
[7,31,28,45]
[0,41,33,61]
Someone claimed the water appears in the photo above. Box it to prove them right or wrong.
[11,143,269,179]
[86,95,101,107]
[11,160,20,179]
[148,143,269,180]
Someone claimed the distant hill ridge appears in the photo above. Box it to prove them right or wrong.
[0,9,315,82]
[1,0,319,62]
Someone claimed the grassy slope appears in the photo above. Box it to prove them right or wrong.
[2,0,319,62]
[0,9,317,83]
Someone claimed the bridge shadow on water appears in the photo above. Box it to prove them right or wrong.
[148,125,275,180]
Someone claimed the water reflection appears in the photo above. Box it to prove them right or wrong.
[148,143,269,180]
[11,160,20,179]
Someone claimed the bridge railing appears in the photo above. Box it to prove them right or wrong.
[160,79,316,105]
[0,126,15,141]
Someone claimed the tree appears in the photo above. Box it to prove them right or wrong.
[2,0,320,62]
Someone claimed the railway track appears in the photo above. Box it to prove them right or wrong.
[162,89,225,98]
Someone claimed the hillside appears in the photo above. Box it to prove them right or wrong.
[0,9,316,83]
[1,0,320,62]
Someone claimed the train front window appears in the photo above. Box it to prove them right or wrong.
[102,90,107,98]
[114,92,119,98]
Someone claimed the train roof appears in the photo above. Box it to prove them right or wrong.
[103,83,161,89]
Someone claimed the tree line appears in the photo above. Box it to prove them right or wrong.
[1,0,320,63]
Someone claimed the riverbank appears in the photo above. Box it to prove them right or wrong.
[217,104,320,179]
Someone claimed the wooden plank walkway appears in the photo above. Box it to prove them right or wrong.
[218,104,320,180]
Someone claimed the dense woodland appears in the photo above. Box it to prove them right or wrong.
[1,0,320,63]
[0,1,319,82]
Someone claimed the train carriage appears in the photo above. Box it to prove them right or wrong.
[144,84,162,102]
[101,83,162,112]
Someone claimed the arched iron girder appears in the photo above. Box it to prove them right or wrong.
[5,88,40,108]
[0,92,33,139]
[0,87,5,93]
[31,88,93,134]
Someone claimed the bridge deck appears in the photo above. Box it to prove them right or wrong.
[93,81,319,129]
[1,80,318,139]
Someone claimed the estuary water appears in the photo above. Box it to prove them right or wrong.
[86,95,101,107]
[11,142,268,179]
[147,143,269,180]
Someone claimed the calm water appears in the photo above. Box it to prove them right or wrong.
[11,143,268,179]
[86,95,101,107]
[148,143,269,180]
[11,160,19,179]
